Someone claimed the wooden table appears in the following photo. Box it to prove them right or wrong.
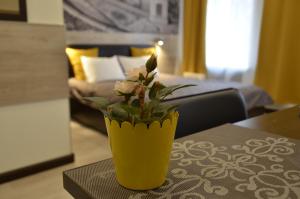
[236,106,300,139]
[63,107,300,198]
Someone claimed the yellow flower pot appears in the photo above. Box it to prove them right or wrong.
[104,112,179,190]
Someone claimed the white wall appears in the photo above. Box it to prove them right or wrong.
[0,0,71,174]
[26,0,64,25]
[0,99,71,173]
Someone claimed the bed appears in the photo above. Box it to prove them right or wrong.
[67,44,273,133]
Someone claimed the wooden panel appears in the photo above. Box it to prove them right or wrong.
[235,106,300,139]
[0,21,68,106]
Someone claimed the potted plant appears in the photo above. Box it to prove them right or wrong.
[85,54,194,190]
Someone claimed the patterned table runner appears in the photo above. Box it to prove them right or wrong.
[64,124,300,199]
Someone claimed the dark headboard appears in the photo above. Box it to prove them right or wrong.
[66,44,153,77]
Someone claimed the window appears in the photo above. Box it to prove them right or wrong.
[205,0,263,82]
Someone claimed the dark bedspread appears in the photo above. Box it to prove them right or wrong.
[69,73,273,110]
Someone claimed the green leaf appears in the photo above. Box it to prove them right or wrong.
[139,73,145,81]
[149,86,156,99]
[126,79,139,83]
[117,91,135,103]
[148,99,160,108]
[149,81,166,99]
[83,97,110,110]
[158,84,196,99]
[145,54,157,73]
[152,112,164,117]
[162,105,177,120]
[108,103,128,121]
[166,104,178,112]
[131,99,140,107]
[120,103,139,115]
[144,99,159,119]
[117,91,133,96]
[144,72,156,86]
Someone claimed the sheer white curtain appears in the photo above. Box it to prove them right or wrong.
[205,0,264,83]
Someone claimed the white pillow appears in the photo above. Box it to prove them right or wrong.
[118,55,159,75]
[81,56,125,83]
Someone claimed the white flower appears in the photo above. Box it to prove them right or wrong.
[114,80,137,94]
[127,66,147,80]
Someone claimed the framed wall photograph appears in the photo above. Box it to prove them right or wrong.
[0,0,27,21]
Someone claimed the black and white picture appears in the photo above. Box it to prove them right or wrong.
[63,0,179,34]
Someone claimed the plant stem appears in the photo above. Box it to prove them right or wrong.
[139,71,149,119]
[145,72,149,80]
[139,86,145,119]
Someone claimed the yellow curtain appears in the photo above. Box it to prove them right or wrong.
[182,0,207,74]
[255,0,300,103]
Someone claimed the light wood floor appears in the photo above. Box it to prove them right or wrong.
[0,122,112,199]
